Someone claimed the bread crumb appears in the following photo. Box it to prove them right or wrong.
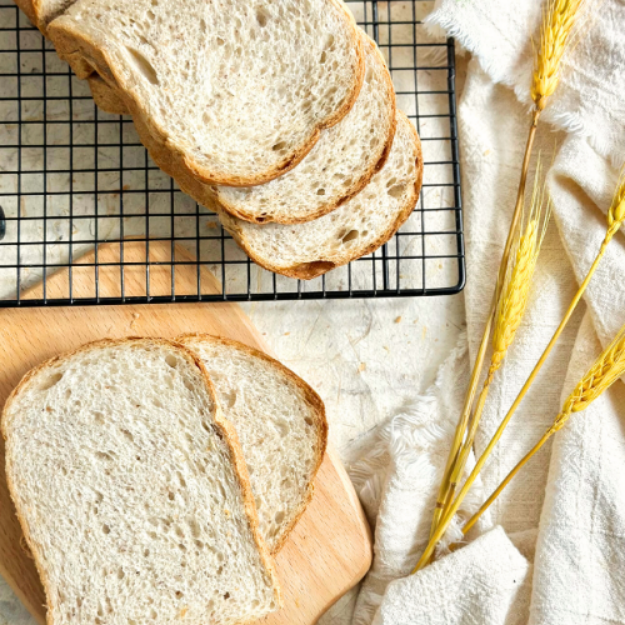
[358,363,366,372]
[180,607,188,618]
[284,332,290,336]
[394,316,402,323]
[205,221,219,229]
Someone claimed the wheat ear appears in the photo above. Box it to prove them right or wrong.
[415,168,625,573]
[463,324,625,535]
[428,0,586,540]
[532,0,586,111]
[441,175,550,521]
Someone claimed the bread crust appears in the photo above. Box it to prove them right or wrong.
[216,35,397,225]
[220,112,424,280]
[88,74,129,116]
[176,333,328,555]
[2,337,282,624]
[48,2,366,188]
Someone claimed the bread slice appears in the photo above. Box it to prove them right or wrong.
[48,0,365,187]
[86,33,396,225]
[177,334,327,554]
[215,34,396,224]
[3,338,281,625]
[219,112,423,280]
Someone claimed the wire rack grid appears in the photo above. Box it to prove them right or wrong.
[0,0,464,306]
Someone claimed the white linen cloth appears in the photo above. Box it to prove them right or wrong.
[321,0,625,623]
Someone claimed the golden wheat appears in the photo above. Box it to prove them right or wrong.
[608,168,625,231]
[427,0,589,550]
[439,193,550,522]
[532,0,586,111]
[462,324,625,535]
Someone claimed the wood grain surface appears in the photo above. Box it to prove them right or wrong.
[0,241,372,625]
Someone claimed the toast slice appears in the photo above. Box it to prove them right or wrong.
[215,34,396,224]
[3,338,280,625]
[177,334,327,554]
[87,34,397,226]
[48,0,365,187]
[219,112,423,280]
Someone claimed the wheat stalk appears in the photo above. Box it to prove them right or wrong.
[532,0,586,111]
[415,165,625,573]
[463,324,625,535]
[441,178,550,522]
[428,0,587,541]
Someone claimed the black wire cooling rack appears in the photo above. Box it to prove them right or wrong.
[0,0,464,306]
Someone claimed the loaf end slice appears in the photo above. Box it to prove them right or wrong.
[176,334,328,554]
[3,338,280,625]
[48,0,365,187]
[219,112,423,279]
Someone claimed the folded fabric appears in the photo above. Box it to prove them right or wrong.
[373,526,531,625]
[530,314,625,625]
[347,333,489,625]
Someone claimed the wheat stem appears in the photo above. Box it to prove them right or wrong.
[464,323,625,534]
[428,112,540,537]
[443,205,547,521]
[413,218,621,573]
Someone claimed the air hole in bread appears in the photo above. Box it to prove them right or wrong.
[304,416,313,426]
[102,524,111,535]
[39,372,63,391]
[125,47,159,85]
[274,510,285,525]
[320,51,327,64]
[256,7,270,27]
[165,354,178,368]
[216,36,225,46]
[342,229,359,243]
[316,188,326,196]
[224,390,237,407]
[120,428,134,442]
[272,141,287,152]
[388,184,407,198]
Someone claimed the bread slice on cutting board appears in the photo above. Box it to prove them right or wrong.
[2,338,281,625]
[215,34,396,224]
[176,334,327,554]
[219,112,423,280]
[87,33,397,226]
[47,0,365,187]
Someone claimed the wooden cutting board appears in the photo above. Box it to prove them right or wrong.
[0,241,372,625]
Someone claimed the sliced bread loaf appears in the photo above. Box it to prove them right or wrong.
[87,33,396,225]
[177,334,327,553]
[215,34,396,224]
[48,0,365,187]
[219,112,423,280]
[2,338,280,625]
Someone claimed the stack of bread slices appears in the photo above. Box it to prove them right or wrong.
[3,335,328,624]
[15,0,424,280]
